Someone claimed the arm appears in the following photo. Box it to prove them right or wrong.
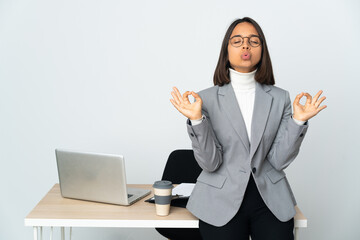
[187,108,223,173]
[267,91,309,171]
[169,87,223,172]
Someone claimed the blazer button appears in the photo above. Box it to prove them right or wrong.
[190,133,195,137]
[300,133,304,137]
[252,167,256,174]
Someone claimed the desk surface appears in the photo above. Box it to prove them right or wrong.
[25,184,307,228]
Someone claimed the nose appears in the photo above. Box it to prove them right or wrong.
[242,39,251,50]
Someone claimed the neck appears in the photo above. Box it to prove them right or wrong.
[229,67,257,90]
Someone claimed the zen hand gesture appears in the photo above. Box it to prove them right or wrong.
[170,87,203,120]
[293,90,327,122]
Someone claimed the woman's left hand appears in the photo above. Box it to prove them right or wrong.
[292,90,327,122]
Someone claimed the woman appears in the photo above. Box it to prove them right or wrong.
[170,17,327,240]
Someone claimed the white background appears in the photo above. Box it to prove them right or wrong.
[1,0,359,239]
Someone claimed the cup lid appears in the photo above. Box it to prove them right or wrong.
[153,180,173,189]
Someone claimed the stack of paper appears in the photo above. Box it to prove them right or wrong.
[172,183,195,198]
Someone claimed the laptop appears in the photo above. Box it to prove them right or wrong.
[55,149,151,206]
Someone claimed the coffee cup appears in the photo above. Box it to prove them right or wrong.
[153,180,173,216]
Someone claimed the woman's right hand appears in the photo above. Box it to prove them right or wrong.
[170,87,203,120]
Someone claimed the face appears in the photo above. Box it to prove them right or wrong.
[227,22,262,73]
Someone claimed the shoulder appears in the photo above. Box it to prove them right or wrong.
[266,84,290,98]
[267,84,288,95]
[195,85,220,104]
[266,84,291,104]
[195,85,220,112]
[197,85,219,98]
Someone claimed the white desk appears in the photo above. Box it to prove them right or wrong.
[25,184,307,240]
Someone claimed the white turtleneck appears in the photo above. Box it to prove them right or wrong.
[190,68,305,141]
[229,67,257,141]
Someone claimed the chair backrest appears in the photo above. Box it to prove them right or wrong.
[161,149,202,184]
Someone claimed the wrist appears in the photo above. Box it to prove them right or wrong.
[189,114,203,121]
[292,114,307,122]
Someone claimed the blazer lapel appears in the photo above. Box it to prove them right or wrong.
[249,81,273,161]
[218,84,250,153]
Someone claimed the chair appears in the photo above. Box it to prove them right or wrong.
[155,149,203,240]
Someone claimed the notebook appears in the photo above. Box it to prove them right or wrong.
[55,149,150,205]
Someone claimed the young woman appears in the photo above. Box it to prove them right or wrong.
[170,17,327,240]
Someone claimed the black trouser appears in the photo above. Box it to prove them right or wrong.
[199,174,294,240]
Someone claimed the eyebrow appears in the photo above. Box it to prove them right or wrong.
[231,34,259,38]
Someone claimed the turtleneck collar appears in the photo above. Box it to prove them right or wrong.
[229,67,257,91]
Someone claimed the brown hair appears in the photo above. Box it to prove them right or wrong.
[213,17,275,86]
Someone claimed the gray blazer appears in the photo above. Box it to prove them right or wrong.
[186,81,309,227]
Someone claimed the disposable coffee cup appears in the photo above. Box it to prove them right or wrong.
[153,180,173,216]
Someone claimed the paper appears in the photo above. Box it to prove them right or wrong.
[172,183,195,197]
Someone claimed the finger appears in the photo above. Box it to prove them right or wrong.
[312,90,323,104]
[316,105,327,113]
[171,91,181,105]
[183,91,192,104]
[294,92,304,106]
[173,87,184,103]
[315,96,326,108]
[191,91,202,103]
[170,99,182,112]
[303,93,312,105]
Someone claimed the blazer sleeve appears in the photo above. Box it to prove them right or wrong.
[186,106,224,173]
[267,90,309,171]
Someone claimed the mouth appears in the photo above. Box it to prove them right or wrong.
[241,52,251,60]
